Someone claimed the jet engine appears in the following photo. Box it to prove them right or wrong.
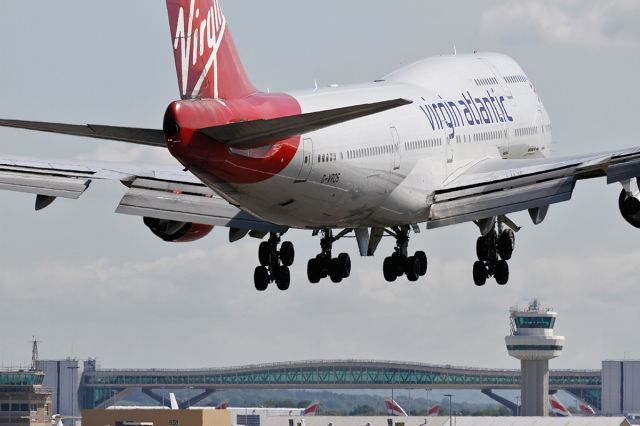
[143,217,214,242]
[619,188,640,228]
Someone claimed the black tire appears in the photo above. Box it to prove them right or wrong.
[473,261,487,286]
[415,251,428,276]
[392,253,405,275]
[275,266,291,290]
[383,257,397,282]
[476,236,488,261]
[498,229,515,261]
[258,242,271,267]
[495,260,509,285]
[329,258,343,283]
[279,241,295,266]
[316,254,329,278]
[337,253,351,278]
[404,256,420,282]
[307,258,321,284]
[254,266,269,291]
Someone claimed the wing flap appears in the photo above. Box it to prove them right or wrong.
[0,119,166,147]
[199,98,413,149]
[428,177,575,229]
[116,178,286,233]
[0,170,90,199]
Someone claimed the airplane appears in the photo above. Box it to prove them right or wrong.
[1,0,640,291]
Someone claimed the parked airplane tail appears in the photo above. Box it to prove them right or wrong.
[166,0,256,99]
[427,405,441,416]
[384,399,408,417]
[579,402,596,415]
[550,398,571,417]
[302,401,320,416]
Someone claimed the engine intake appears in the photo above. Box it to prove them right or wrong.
[619,189,640,228]
[143,217,214,242]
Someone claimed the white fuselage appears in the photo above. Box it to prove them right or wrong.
[215,52,552,229]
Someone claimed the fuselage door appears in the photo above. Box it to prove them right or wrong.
[294,138,314,183]
[390,127,401,170]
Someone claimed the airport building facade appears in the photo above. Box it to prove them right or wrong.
[35,359,80,425]
[602,360,640,416]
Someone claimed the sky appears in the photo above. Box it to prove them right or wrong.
[0,0,639,378]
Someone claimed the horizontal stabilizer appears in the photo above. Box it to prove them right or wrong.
[0,119,166,147]
[200,98,413,149]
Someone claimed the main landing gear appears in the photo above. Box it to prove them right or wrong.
[383,225,428,282]
[472,219,516,286]
[307,229,352,284]
[254,233,295,291]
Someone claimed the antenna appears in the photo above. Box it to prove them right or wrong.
[31,336,41,370]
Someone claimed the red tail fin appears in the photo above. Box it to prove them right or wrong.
[166,0,256,99]
[303,401,320,416]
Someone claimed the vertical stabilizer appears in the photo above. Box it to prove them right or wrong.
[166,0,256,99]
[384,399,408,416]
[303,401,320,416]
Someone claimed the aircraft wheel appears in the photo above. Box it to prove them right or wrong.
[476,236,489,261]
[404,256,420,282]
[391,253,405,275]
[415,251,428,276]
[329,258,343,283]
[473,261,487,287]
[316,255,329,278]
[383,257,397,282]
[280,241,295,267]
[275,266,291,291]
[258,242,271,267]
[307,258,321,284]
[498,229,515,260]
[495,260,509,285]
[337,253,351,278]
[254,266,269,291]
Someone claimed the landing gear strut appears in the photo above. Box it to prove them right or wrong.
[307,229,352,284]
[254,233,295,291]
[383,225,427,282]
[473,219,515,286]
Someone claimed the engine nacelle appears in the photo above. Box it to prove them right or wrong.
[143,217,214,243]
[619,189,640,228]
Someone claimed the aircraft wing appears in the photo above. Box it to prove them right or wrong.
[0,156,287,237]
[427,147,640,229]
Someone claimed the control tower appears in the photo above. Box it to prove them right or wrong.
[505,299,565,416]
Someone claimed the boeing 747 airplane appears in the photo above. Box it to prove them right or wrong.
[1,0,639,291]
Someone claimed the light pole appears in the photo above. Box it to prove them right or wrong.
[515,396,520,416]
[444,394,453,426]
